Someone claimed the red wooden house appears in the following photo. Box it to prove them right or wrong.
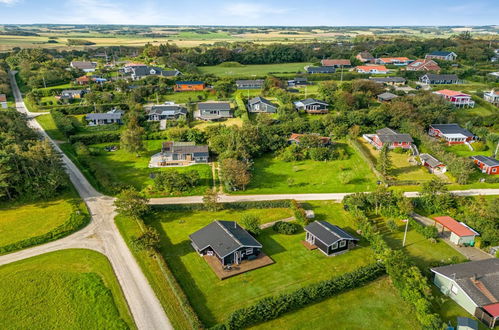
[428,124,475,145]
[471,156,499,175]
[370,128,413,149]
[174,81,205,92]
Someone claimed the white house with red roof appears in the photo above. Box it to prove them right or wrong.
[354,65,388,74]
[483,90,499,106]
[433,90,475,108]
[375,57,411,65]
[432,216,479,246]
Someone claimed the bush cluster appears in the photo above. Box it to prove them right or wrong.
[69,131,121,144]
[272,221,299,234]
[290,200,310,225]
[409,219,439,239]
[153,200,292,212]
[224,263,385,329]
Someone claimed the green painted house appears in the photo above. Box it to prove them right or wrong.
[431,259,499,328]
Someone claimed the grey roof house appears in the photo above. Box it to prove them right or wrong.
[377,92,399,102]
[420,73,459,85]
[85,108,124,126]
[294,98,329,114]
[305,66,335,74]
[70,61,97,72]
[287,77,308,87]
[147,102,187,121]
[431,259,499,328]
[420,153,446,173]
[149,141,209,167]
[190,220,263,266]
[247,96,277,113]
[196,102,232,121]
[59,89,86,100]
[124,65,180,80]
[369,76,406,85]
[236,79,264,89]
[304,221,359,256]
[425,51,458,61]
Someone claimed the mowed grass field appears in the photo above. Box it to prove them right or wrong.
[0,190,80,250]
[235,143,378,195]
[0,249,135,329]
[36,113,67,141]
[198,62,310,77]
[149,203,376,326]
[252,276,422,330]
[87,140,213,196]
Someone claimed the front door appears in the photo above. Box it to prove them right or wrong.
[306,233,315,244]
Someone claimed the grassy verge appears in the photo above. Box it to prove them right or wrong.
[35,113,67,141]
[0,187,90,255]
[0,249,135,329]
[115,215,201,330]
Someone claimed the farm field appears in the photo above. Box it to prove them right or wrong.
[0,190,79,250]
[252,276,421,330]
[234,143,378,195]
[0,249,135,329]
[85,140,213,196]
[198,62,310,77]
[149,202,375,326]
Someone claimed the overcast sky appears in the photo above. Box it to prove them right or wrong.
[0,0,498,26]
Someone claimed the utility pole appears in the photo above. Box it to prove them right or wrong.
[42,75,47,89]
[402,219,409,247]
[340,64,344,82]
[493,140,499,158]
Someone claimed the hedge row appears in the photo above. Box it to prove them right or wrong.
[69,131,121,145]
[0,202,90,254]
[290,199,309,225]
[409,219,439,239]
[153,200,292,211]
[41,103,128,115]
[223,263,385,329]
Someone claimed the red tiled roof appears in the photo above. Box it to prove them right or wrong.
[434,89,469,97]
[433,216,476,237]
[76,75,90,81]
[321,59,351,66]
[379,57,410,63]
[483,303,499,318]
[0,94,6,102]
[124,62,146,67]
[356,65,388,72]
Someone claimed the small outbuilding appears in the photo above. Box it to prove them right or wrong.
[456,317,478,330]
[377,92,398,102]
[304,221,359,256]
[420,153,446,173]
[432,216,479,246]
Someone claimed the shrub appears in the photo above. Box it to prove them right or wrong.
[472,141,487,151]
[51,109,77,137]
[386,219,399,233]
[410,219,439,239]
[290,200,309,225]
[272,221,299,234]
[69,131,121,145]
[154,170,200,194]
[241,214,262,236]
[153,200,292,212]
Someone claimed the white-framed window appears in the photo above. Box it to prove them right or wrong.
[450,284,459,295]
[246,248,253,255]
[339,240,346,248]
[332,242,338,249]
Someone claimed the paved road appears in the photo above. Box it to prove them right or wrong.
[2,71,172,330]
[150,189,499,205]
[411,213,493,261]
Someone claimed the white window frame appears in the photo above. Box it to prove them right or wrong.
[450,284,459,295]
[339,240,346,248]
[245,248,253,255]
[332,242,338,249]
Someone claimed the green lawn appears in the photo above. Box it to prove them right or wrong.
[149,203,375,326]
[253,276,422,330]
[0,249,135,329]
[444,143,493,158]
[35,113,67,141]
[87,140,213,196]
[382,218,466,269]
[0,190,79,249]
[357,138,438,182]
[198,62,310,77]
[236,143,378,195]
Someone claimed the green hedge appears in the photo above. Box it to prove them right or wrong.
[409,218,438,239]
[272,221,299,234]
[69,131,121,145]
[224,263,385,329]
[0,202,90,254]
[153,200,292,211]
